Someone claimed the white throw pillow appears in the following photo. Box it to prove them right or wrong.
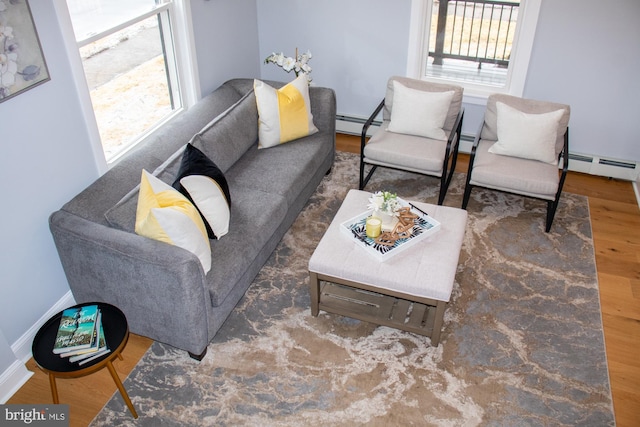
[254,75,318,149]
[489,102,564,164]
[172,144,231,240]
[135,170,212,273]
[179,175,230,238]
[387,80,454,141]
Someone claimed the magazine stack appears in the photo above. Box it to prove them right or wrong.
[53,304,110,365]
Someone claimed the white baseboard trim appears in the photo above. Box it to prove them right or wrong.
[11,291,76,364]
[0,360,33,404]
[633,180,640,209]
[0,291,76,403]
[335,114,380,137]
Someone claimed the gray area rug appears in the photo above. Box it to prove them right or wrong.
[92,151,613,426]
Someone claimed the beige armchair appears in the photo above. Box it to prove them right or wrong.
[360,76,464,205]
[461,94,571,232]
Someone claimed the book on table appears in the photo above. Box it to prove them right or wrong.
[59,311,102,358]
[52,305,99,354]
[53,305,112,363]
[69,321,110,364]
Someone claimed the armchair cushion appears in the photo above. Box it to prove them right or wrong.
[481,94,570,156]
[383,76,463,133]
[488,102,565,164]
[471,140,560,199]
[387,80,454,141]
[364,122,447,175]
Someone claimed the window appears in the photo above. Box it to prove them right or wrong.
[66,0,196,162]
[408,0,541,99]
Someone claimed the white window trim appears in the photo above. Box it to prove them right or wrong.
[54,0,200,172]
[54,0,108,173]
[407,0,542,105]
[104,0,200,165]
[169,0,200,109]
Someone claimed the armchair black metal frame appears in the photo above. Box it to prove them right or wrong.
[461,125,570,232]
[359,99,465,206]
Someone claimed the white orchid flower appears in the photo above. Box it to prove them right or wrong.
[282,56,295,72]
[300,63,312,74]
[265,49,313,81]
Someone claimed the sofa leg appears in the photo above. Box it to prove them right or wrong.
[188,348,207,361]
[325,167,332,176]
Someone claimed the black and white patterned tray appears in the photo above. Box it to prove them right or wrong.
[340,199,441,262]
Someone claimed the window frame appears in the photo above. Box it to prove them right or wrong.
[407,0,542,104]
[58,0,199,170]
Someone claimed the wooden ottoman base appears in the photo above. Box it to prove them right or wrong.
[309,272,447,346]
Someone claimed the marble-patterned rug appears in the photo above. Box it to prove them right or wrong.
[92,152,613,426]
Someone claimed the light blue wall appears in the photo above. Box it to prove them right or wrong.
[191,0,261,98]
[256,0,413,118]
[524,0,640,161]
[0,330,16,379]
[0,0,100,360]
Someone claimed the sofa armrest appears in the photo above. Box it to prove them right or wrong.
[309,86,337,135]
[49,210,210,355]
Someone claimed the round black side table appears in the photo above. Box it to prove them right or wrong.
[32,302,138,418]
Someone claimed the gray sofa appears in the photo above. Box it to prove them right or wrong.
[49,78,336,359]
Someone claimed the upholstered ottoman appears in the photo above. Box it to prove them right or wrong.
[308,189,467,345]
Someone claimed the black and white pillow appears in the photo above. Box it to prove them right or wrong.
[172,143,231,239]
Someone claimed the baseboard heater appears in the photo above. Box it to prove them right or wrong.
[336,115,638,181]
[336,114,381,136]
[566,153,638,181]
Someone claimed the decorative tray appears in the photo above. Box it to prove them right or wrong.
[339,198,441,262]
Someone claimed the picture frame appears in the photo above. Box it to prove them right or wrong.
[0,0,50,103]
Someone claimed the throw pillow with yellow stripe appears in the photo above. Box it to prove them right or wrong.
[254,75,318,149]
[135,169,212,273]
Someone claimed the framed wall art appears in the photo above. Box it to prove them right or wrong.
[0,0,50,103]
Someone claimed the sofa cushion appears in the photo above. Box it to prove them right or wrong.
[387,80,454,141]
[224,129,332,208]
[254,75,318,149]
[206,186,288,306]
[135,170,211,273]
[191,90,258,173]
[105,146,186,232]
[172,144,231,239]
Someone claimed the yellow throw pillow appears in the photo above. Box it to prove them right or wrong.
[254,75,318,149]
[135,170,212,273]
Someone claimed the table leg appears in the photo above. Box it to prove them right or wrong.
[309,272,320,316]
[431,301,447,346]
[48,373,59,404]
[106,360,138,419]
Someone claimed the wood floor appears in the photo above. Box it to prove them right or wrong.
[8,133,640,426]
